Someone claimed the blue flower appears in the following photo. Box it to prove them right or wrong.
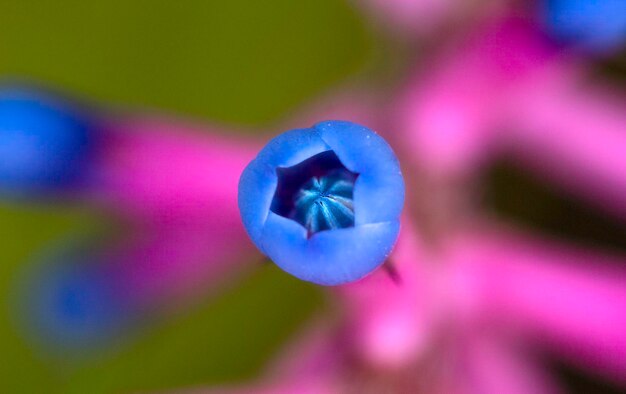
[542,0,626,53]
[0,86,98,196]
[17,245,130,351]
[238,121,404,285]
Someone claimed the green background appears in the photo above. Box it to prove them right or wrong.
[0,1,373,392]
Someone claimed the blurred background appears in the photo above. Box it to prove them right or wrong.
[0,1,624,393]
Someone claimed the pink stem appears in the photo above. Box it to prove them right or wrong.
[506,71,626,218]
[337,218,435,369]
[451,224,626,382]
[449,335,563,394]
[87,115,261,307]
[92,115,260,223]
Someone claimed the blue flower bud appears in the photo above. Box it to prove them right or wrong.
[0,86,98,196]
[17,247,130,351]
[238,121,404,285]
[542,0,626,53]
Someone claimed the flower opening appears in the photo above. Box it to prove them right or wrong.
[238,120,404,285]
[271,150,358,237]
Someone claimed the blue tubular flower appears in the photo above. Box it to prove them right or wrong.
[542,0,626,53]
[18,248,130,351]
[0,86,97,196]
[239,121,404,285]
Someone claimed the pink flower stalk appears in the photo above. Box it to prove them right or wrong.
[93,115,260,224]
[337,218,434,369]
[449,223,626,383]
[506,70,626,217]
[172,218,577,393]
[92,116,262,304]
[395,16,558,177]
[107,220,256,308]
[449,335,562,394]
[396,12,626,215]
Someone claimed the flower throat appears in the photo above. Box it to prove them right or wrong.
[270,151,358,237]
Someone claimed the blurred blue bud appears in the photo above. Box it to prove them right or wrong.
[542,0,626,53]
[0,86,98,196]
[18,248,130,351]
[239,121,404,285]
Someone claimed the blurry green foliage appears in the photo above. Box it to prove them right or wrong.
[0,1,372,392]
[0,0,372,125]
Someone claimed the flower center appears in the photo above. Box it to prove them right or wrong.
[271,150,358,236]
[293,169,355,234]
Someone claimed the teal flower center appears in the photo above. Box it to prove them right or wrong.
[271,150,358,236]
[293,169,355,235]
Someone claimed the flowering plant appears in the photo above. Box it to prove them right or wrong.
[1,1,625,393]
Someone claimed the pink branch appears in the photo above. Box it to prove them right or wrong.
[452,224,626,382]
[507,72,626,218]
[337,219,435,369]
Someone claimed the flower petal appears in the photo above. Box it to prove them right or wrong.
[315,120,405,225]
[260,211,400,285]
[239,121,404,284]
[254,127,330,168]
[238,128,330,251]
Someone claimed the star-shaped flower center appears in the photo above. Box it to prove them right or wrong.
[293,169,355,235]
[271,150,358,237]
